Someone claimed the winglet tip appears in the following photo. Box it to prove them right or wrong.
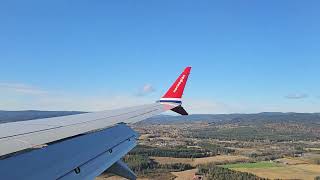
[159,67,191,107]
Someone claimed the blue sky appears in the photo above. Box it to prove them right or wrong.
[1,1,320,113]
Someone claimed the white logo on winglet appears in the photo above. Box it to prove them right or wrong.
[173,75,185,93]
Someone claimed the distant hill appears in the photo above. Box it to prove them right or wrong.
[0,110,85,124]
[1,111,320,127]
[141,112,320,125]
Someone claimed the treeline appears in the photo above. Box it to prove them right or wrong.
[197,163,265,180]
[129,145,211,158]
[197,142,235,155]
[129,145,232,158]
[123,154,193,176]
[248,153,283,161]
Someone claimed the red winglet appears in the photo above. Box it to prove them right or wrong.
[162,67,191,100]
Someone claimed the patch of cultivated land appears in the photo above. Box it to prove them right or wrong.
[276,157,309,165]
[97,175,173,180]
[152,155,250,166]
[301,152,320,163]
[226,162,320,180]
[171,169,197,180]
[305,148,320,151]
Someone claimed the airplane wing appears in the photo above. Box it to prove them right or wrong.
[0,67,192,180]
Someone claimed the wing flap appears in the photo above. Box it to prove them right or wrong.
[105,160,136,180]
[0,124,138,180]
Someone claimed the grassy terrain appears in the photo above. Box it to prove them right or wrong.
[221,161,281,169]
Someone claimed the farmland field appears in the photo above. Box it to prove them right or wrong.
[221,161,281,168]
[228,163,320,180]
[171,169,197,180]
[152,155,250,166]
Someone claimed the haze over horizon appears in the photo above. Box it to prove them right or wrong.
[1,1,320,113]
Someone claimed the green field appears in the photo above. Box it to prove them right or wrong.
[221,161,281,169]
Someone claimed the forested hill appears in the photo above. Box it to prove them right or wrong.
[0,110,85,124]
